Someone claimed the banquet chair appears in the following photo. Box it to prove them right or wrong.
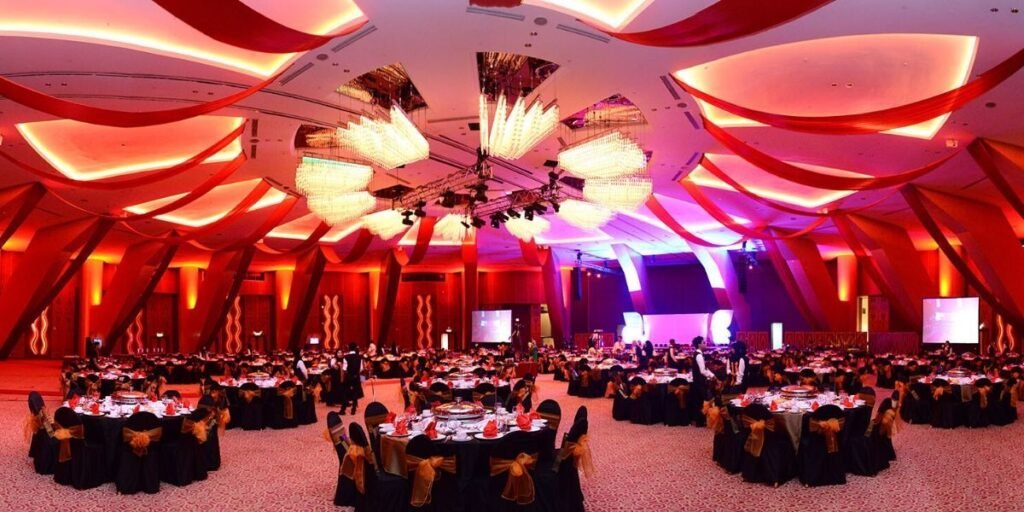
[967,378,993,428]
[487,430,543,512]
[197,395,222,471]
[236,382,264,430]
[929,379,959,429]
[574,405,588,424]
[876,361,896,388]
[542,415,590,512]
[300,380,319,426]
[51,407,106,489]
[161,389,182,401]
[799,404,848,486]
[664,378,692,426]
[566,364,584,396]
[585,368,605,398]
[270,381,300,429]
[404,434,458,511]
[174,407,213,485]
[428,382,453,403]
[841,402,876,476]
[325,368,344,406]
[869,398,898,472]
[536,399,562,433]
[158,407,194,486]
[364,401,390,465]
[856,387,877,409]
[707,402,743,474]
[326,412,350,507]
[473,382,498,408]
[473,367,487,378]
[992,378,1018,426]
[738,404,794,486]
[611,380,631,421]
[907,381,933,424]
[627,377,656,425]
[115,411,163,494]
[27,391,55,469]
[337,423,407,512]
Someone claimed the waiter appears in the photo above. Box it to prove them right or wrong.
[341,343,363,415]
[690,336,715,427]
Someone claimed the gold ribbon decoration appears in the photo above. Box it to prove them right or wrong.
[703,402,725,434]
[52,423,84,463]
[24,411,47,443]
[630,383,645,399]
[406,454,457,507]
[931,384,948,401]
[278,386,297,420]
[1010,384,1019,408]
[181,418,210,444]
[976,385,991,409]
[668,383,689,409]
[878,408,899,438]
[741,415,776,457]
[490,452,538,505]
[122,427,163,457]
[218,408,231,433]
[339,445,370,494]
[240,388,261,403]
[559,435,594,478]
[808,418,845,453]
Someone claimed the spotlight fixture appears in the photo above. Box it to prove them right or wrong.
[490,216,501,229]
[551,200,560,213]
[471,216,486,229]
[440,190,457,208]
[524,208,534,221]
[532,202,548,215]
[413,200,427,217]
[507,208,521,219]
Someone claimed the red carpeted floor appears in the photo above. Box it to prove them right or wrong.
[0,360,1021,511]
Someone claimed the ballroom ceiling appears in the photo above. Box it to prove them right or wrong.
[2,0,1023,270]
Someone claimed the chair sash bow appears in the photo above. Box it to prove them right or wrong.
[490,452,538,504]
[558,435,594,477]
[703,402,726,434]
[630,383,645,399]
[277,387,297,419]
[931,385,948,401]
[406,454,457,507]
[976,385,991,409]
[239,388,261,403]
[668,384,689,409]
[181,418,209,444]
[24,411,48,442]
[741,415,775,457]
[122,427,162,457]
[340,445,370,494]
[808,418,844,453]
[52,423,84,462]
[878,409,898,438]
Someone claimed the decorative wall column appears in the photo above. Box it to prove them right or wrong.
[93,241,177,354]
[612,243,652,315]
[178,247,256,353]
[692,245,751,331]
[276,246,327,350]
[768,235,849,331]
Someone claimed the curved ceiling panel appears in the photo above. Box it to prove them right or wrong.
[267,213,361,243]
[123,178,288,227]
[0,0,365,76]
[523,0,654,30]
[16,116,243,181]
[675,33,979,139]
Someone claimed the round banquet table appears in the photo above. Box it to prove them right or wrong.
[76,410,189,483]
[727,399,870,450]
[219,379,314,428]
[426,378,511,403]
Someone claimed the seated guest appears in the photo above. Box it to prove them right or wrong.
[366,340,377,358]
[799,368,820,389]
[726,345,747,394]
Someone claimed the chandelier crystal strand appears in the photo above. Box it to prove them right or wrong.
[583,173,654,211]
[294,156,373,196]
[361,209,407,240]
[338,106,429,169]
[557,199,614,229]
[479,94,490,155]
[559,131,647,179]
[483,94,558,160]
[504,216,551,242]
[306,191,376,226]
[435,213,472,242]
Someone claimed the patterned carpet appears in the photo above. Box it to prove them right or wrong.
[0,363,1021,512]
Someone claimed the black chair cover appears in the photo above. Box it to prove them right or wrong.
[115,412,163,495]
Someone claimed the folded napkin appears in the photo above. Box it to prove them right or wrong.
[165,402,176,415]
[183,400,191,410]
[393,419,409,436]
[769,401,778,412]
[386,412,397,424]
[69,395,80,408]
[404,406,416,416]
[90,402,100,414]
[147,393,158,402]
[811,401,820,411]
[424,421,438,440]
[483,420,498,438]
[528,411,541,420]
[740,398,751,407]
[843,397,854,408]
[516,414,532,430]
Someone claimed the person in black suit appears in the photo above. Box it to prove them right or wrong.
[341,343,363,415]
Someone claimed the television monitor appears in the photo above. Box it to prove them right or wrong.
[471,310,512,343]
[922,297,979,344]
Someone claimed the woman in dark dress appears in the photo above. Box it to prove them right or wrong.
[341,343,363,415]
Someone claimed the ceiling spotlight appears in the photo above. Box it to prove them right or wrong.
[440,190,456,208]
[413,200,427,217]
[472,216,486,229]
[507,208,521,219]
[532,202,548,215]
[551,200,560,213]
[474,188,488,203]
[524,208,534,221]
[490,216,501,229]
[461,220,472,229]
[402,216,415,226]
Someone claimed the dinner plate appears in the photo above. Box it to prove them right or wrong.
[83,411,105,416]
[450,435,473,442]
[474,432,505,440]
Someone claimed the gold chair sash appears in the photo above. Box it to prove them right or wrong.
[239,388,261,403]
[323,422,348,447]
[24,411,47,443]
[580,372,590,388]
[52,423,84,463]
[278,387,297,419]
[218,408,231,433]
[406,454,457,507]
[1010,384,1019,408]
[703,402,726,434]
[538,411,561,432]
[878,409,898,438]
[559,435,594,478]
[122,427,163,457]
[339,445,370,494]
[931,385,948,401]
[630,384,644,399]
[490,452,538,505]
[181,418,209,444]
[741,415,776,457]
[976,385,991,409]
[668,384,689,409]
[808,418,845,454]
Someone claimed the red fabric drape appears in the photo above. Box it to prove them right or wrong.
[320,228,374,264]
[762,237,822,330]
[462,234,479,352]
[644,196,746,248]
[469,0,522,7]
[0,72,280,127]
[968,139,1024,221]
[518,240,569,345]
[283,246,328,350]
[698,155,897,216]
[0,183,45,248]
[254,222,331,255]
[704,119,958,190]
[152,0,368,54]
[676,48,1024,134]
[398,217,436,266]
[601,0,833,47]
[189,193,300,252]
[93,241,177,354]
[0,122,244,189]
[679,179,829,239]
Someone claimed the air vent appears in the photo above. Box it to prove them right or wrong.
[402,273,446,282]
[555,24,610,43]
[331,25,377,52]
[466,6,526,21]
[659,75,681,100]
[278,62,314,85]
[250,119,259,137]
[543,159,558,168]
[249,143,257,159]
[683,112,701,130]
[243,272,266,281]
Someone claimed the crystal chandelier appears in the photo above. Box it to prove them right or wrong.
[583,173,653,211]
[558,131,647,179]
[479,93,558,160]
[504,216,550,242]
[294,156,373,196]
[361,209,407,240]
[557,199,614,230]
[435,213,472,242]
[306,192,376,226]
[338,105,429,170]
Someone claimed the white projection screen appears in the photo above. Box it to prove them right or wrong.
[922,297,979,344]
[472,310,512,343]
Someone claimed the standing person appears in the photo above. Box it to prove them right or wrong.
[366,340,378,358]
[341,343,363,415]
[643,340,655,370]
[292,349,308,384]
[690,336,715,426]
[667,339,681,370]
[726,342,748,393]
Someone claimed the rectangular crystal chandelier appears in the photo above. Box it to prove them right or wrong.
[338,105,429,170]
[480,94,558,160]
